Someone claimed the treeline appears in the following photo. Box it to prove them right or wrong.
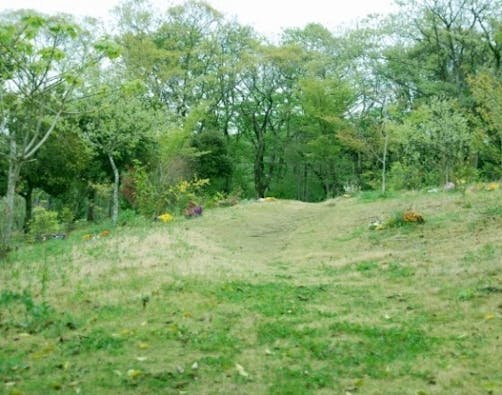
[1,0,501,248]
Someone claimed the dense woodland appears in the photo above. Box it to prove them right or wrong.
[1,0,501,250]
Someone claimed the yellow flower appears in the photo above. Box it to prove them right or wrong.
[486,182,499,191]
[127,369,142,379]
[157,213,174,223]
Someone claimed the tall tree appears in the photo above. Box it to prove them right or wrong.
[383,0,501,105]
[0,11,118,248]
[79,81,157,225]
[297,78,355,197]
[236,44,299,197]
[393,97,471,185]
[469,71,502,178]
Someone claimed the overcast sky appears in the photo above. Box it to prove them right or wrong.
[0,0,396,36]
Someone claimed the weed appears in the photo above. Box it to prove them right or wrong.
[355,260,379,273]
[63,328,125,355]
[386,261,415,278]
[0,290,56,333]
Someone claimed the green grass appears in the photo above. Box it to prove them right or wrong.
[1,187,501,394]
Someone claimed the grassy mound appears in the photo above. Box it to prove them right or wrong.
[1,188,501,394]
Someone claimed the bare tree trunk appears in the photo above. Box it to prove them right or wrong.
[2,138,22,248]
[108,153,119,226]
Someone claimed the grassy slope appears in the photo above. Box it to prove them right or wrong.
[1,188,501,394]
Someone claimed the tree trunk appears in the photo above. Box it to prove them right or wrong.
[108,153,119,226]
[254,132,266,198]
[303,163,308,201]
[86,186,96,222]
[22,183,34,233]
[2,138,22,248]
[381,132,389,194]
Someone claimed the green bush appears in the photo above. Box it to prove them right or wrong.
[384,210,408,228]
[27,207,61,242]
[59,207,75,232]
[132,166,160,217]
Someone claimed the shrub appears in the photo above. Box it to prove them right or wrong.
[403,211,425,223]
[157,213,174,223]
[59,207,75,232]
[27,207,61,242]
[384,210,425,229]
[208,189,241,208]
[184,202,203,218]
[166,178,209,215]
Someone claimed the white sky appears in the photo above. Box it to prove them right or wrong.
[0,0,396,36]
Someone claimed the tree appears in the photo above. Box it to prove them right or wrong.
[190,131,233,193]
[236,45,299,197]
[118,1,224,120]
[19,126,92,229]
[298,77,356,197]
[0,11,118,248]
[382,0,501,105]
[79,81,157,225]
[394,97,471,185]
[468,71,502,178]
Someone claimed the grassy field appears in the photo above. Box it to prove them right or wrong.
[1,187,501,394]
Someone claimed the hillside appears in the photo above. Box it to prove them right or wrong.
[1,187,501,394]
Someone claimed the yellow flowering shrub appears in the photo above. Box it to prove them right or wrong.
[166,178,209,214]
[157,213,174,223]
[403,211,425,223]
[486,182,499,191]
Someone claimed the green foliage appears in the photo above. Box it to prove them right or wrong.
[58,207,74,232]
[207,189,242,208]
[165,178,209,215]
[0,290,57,333]
[387,162,423,190]
[392,98,471,186]
[130,165,159,217]
[27,207,61,242]
[131,163,209,217]
[297,77,356,197]
[385,210,408,228]
[191,131,233,193]
[468,72,502,179]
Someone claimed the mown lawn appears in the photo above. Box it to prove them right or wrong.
[1,187,501,394]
